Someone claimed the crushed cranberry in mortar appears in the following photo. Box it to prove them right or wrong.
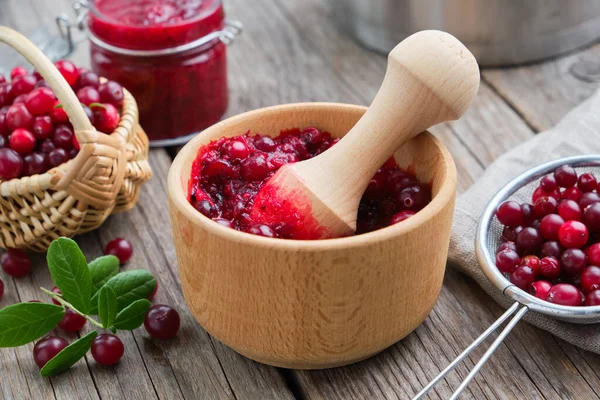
[495,165,600,306]
[189,127,432,239]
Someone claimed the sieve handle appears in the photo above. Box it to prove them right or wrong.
[413,302,528,400]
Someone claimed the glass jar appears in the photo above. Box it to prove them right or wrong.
[86,0,241,146]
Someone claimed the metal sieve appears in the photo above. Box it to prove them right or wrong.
[414,155,600,400]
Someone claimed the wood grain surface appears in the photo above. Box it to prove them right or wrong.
[1,0,600,398]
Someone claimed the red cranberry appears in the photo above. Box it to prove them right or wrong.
[51,286,62,305]
[581,266,600,293]
[25,87,56,115]
[13,94,27,104]
[92,103,119,133]
[510,266,536,290]
[76,71,100,89]
[144,305,180,340]
[0,114,7,136]
[47,148,69,167]
[530,280,552,300]
[520,255,541,275]
[0,277,4,300]
[587,243,600,265]
[241,154,272,181]
[520,204,536,226]
[52,124,74,149]
[496,249,520,273]
[391,210,415,224]
[10,66,28,80]
[35,80,50,89]
[0,148,23,179]
[254,136,276,152]
[546,283,582,306]
[584,290,600,306]
[580,192,600,210]
[540,256,561,279]
[540,214,564,241]
[91,334,124,366]
[496,201,523,226]
[226,140,250,160]
[68,148,79,159]
[578,173,597,192]
[9,128,36,155]
[561,248,587,276]
[516,227,543,253]
[554,165,577,188]
[502,225,523,242]
[0,84,14,109]
[23,152,48,176]
[39,138,56,154]
[33,336,68,368]
[213,218,233,228]
[398,184,430,212]
[54,60,79,86]
[10,75,37,97]
[6,103,33,130]
[192,199,218,218]
[104,238,133,264]
[58,309,87,332]
[247,224,276,238]
[559,220,588,248]
[534,196,557,218]
[557,199,582,222]
[76,86,100,106]
[98,81,124,106]
[583,203,600,232]
[540,241,562,259]
[202,159,234,180]
[540,175,557,192]
[497,241,517,254]
[562,187,582,202]
[32,115,53,139]
[50,103,69,124]
[301,127,324,146]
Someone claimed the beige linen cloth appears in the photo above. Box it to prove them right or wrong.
[449,89,600,354]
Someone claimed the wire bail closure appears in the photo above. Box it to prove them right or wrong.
[56,1,242,58]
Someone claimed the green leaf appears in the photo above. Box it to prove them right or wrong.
[89,270,156,315]
[97,286,118,329]
[47,238,92,314]
[0,303,65,348]
[89,255,120,295]
[111,299,151,331]
[40,331,97,377]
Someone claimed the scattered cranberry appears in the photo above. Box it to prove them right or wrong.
[33,336,68,368]
[496,249,520,273]
[1,249,31,277]
[391,210,415,224]
[546,283,582,306]
[554,165,577,188]
[0,148,23,179]
[92,103,119,133]
[558,220,588,249]
[510,266,536,290]
[540,256,561,279]
[104,238,133,264]
[578,173,597,192]
[91,334,124,366]
[144,304,180,340]
[585,290,600,306]
[98,81,124,106]
[530,280,552,300]
[9,128,36,154]
[496,201,523,226]
[54,60,79,86]
[58,309,86,332]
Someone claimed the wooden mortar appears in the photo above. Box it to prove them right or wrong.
[168,103,457,369]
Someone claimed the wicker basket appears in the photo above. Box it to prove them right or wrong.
[0,27,152,252]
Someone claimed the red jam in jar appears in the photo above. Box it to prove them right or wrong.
[88,0,238,146]
[188,127,432,239]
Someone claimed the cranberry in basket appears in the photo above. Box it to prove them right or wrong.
[88,0,242,146]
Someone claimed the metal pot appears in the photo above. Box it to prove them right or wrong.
[330,0,600,66]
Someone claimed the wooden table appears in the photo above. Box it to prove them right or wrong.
[1,0,600,399]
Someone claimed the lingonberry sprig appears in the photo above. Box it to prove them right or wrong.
[0,237,179,377]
